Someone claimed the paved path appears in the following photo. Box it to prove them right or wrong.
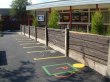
[0,33,109,82]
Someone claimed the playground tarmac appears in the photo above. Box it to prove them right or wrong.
[0,32,109,82]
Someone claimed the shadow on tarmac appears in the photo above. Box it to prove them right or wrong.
[0,61,36,82]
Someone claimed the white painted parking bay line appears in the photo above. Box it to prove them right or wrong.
[16,39,32,40]
[18,41,35,43]
[23,46,45,48]
[27,50,53,54]
[20,43,40,45]
[17,40,33,42]
[33,56,66,61]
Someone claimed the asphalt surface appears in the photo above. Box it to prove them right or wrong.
[0,32,109,82]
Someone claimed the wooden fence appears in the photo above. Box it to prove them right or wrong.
[25,26,29,35]
[69,32,109,65]
[37,28,45,40]
[20,25,110,76]
[48,28,65,49]
[30,26,35,37]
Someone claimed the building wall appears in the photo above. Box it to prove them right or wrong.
[35,6,110,32]
[36,11,47,27]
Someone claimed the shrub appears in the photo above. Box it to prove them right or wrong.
[106,9,110,35]
[91,11,104,35]
[32,17,39,27]
[106,26,110,35]
[48,9,59,29]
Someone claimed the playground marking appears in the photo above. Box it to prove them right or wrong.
[20,43,40,45]
[27,49,53,54]
[33,56,65,61]
[42,63,78,76]
[73,63,85,68]
[23,46,45,48]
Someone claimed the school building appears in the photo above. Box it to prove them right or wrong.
[26,0,110,32]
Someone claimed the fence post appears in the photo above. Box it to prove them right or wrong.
[107,40,110,79]
[29,25,30,38]
[35,27,37,41]
[24,25,25,35]
[45,26,48,47]
[20,24,22,35]
[65,28,69,57]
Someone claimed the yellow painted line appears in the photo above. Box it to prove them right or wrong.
[20,43,40,45]
[33,56,66,61]
[27,50,53,54]
[23,46,45,48]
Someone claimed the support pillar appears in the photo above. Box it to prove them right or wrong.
[69,6,72,30]
[87,8,90,33]
[96,4,99,11]
[28,12,30,38]
[49,8,51,13]
[28,12,30,26]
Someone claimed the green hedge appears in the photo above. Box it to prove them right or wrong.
[91,11,104,35]
[48,9,59,29]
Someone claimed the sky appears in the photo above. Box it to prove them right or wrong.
[0,0,58,8]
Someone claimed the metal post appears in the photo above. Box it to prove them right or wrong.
[24,25,25,35]
[65,28,69,57]
[29,25,30,38]
[20,24,22,35]
[35,27,37,41]
[45,26,48,47]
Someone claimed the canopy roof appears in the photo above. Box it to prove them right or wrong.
[26,0,110,10]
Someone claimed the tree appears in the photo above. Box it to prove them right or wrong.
[91,11,104,35]
[10,0,29,24]
[32,17,39,27]
[48,9,59,29]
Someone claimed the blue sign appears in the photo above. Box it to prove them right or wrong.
[38,15,44,21]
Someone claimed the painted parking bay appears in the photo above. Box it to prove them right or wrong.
[24,46,65,61]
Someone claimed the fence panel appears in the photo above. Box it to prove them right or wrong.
[25,26,29,34]
[30,26,35,37]
[48,28,65,49]
[69,31,110,65]
[21,25,24,33]
[37,27,45,40]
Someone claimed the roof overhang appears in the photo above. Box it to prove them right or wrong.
[26,0,110,11]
